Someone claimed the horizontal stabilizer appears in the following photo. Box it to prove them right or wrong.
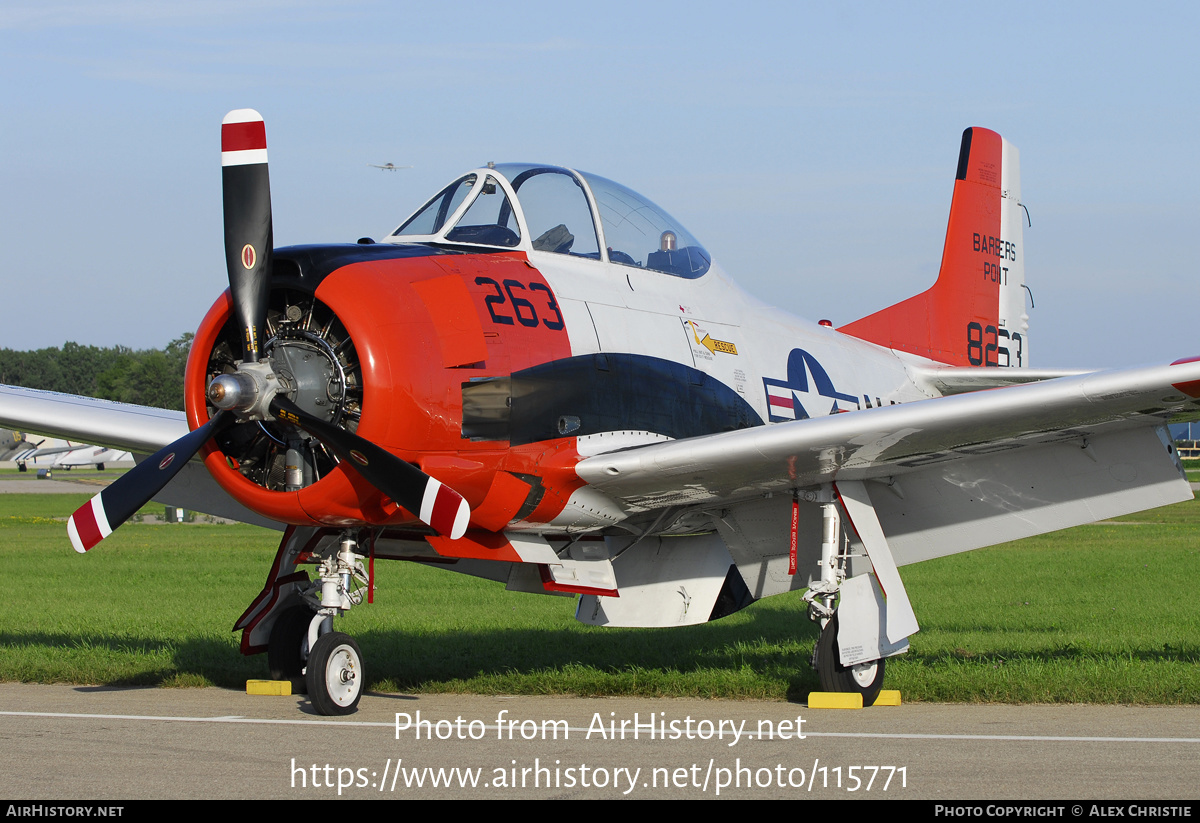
[912,366,1086,395]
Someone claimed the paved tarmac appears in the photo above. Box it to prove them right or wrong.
[1,683,1198,800]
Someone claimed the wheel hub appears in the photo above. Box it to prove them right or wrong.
[849,660,879,688]
[323,645,360,706]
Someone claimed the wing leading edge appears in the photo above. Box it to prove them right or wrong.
[0,385,188,454]
[0,385,281,531]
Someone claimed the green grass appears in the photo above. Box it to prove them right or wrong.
[891,521,1200,702]
[3,493,1200,703]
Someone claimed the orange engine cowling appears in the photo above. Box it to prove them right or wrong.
[184,245,582,531]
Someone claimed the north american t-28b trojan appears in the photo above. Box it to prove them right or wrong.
[3,110,1196,714]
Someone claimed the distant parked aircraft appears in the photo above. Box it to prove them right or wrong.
[0,429,132,471]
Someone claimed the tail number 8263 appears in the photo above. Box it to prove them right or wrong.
[967,321,1023,367]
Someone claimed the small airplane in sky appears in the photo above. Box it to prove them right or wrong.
[1,110,1195,715]
[368,163,412,171]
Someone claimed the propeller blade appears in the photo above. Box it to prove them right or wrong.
[222,109,273,363]
[269,396,470,539]
[67,411,234,553]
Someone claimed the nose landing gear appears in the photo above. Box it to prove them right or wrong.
[263,528,370,715]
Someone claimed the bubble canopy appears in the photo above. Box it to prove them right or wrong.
[388,164,710,279]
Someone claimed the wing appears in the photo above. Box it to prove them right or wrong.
[0,385,188,452]
[0,385,281,529]
[576,358,1200,566]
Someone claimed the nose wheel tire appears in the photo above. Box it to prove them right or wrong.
[306,631,364,716]
[266,604,313,694]
[815,613,885,707]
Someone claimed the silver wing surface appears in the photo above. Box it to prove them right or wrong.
[576,358,1200,566]
[0,385,280,529]
[0,385,188,452]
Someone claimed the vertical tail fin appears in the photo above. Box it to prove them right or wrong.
[840,127,1029,367]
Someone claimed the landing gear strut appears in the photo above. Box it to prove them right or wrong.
[803,491,888,704]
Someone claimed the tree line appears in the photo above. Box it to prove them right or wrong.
[0,334,192,411]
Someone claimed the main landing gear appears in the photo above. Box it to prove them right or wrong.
[266,530,369,715]
[802,491,888,706]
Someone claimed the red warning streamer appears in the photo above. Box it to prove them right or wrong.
[788,493,799,575]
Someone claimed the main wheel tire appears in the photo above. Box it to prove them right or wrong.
[267,605,313,694]
[306,632,364,716]
[815,614,886,706]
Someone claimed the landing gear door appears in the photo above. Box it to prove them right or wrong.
[836,573,910,667]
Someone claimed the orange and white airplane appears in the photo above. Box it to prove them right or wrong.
[1,111,1195,714]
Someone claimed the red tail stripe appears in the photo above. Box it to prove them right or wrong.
[222,120,267,153]
[839,127,1005,365]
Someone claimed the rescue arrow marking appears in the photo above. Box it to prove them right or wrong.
[686,321,738,355]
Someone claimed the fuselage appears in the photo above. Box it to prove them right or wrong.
[185,164,941,534]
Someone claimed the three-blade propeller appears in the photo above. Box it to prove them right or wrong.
[67,110,470,552]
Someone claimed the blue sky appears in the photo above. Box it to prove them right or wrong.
[2,1,1196,368]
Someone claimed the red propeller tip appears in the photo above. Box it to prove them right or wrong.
[67,494,111,553]
[420,478,470,540]
[221,109,267,167]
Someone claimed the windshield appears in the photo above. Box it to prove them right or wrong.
[443,174,521,247]
[392,174,476,237]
